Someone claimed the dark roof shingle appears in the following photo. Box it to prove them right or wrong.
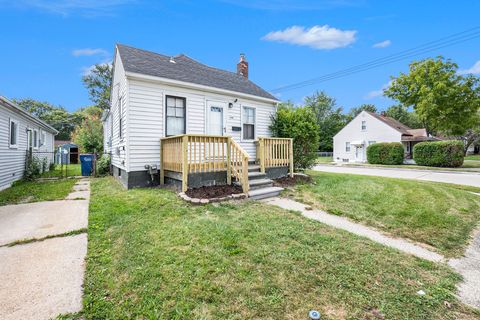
[116,44,278,101]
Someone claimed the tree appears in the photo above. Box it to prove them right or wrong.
[82,63,113,110]
[455,112,480,154]
[384,57,480,136]
[71,114,103,153]
[347,104,377,121]
[13,98,81,140]
[270,102,320,170]
[304,91,346,151]
[384,105,423,128]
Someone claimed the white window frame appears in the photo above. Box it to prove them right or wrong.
[361,120,366,131]
[345,142,351,152]
[9,118,19,149]
[118,96,123,139]
[41,131,47,147]
[241,106,256,141]
[33,129,39,150]
[165,95,187,137]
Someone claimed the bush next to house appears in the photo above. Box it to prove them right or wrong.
[97,154,111,176]
[414,140,464,167]
[367,142,404,165]
[270,103,320,170]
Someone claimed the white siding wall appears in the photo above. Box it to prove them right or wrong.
[333,111,402,163]
[0,103,56,190]
[125,77,276,172]
[110,52,128,171]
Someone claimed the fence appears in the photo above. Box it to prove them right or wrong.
[27,150,111,179]
[316,151,333,157]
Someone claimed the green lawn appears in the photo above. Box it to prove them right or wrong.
[42,164,82,178]
[82,177,480,319]
[285,171,480,258]
[333,161,480,171]
[316,156,333,163]
[0,179,77,206]
[465,154,480,161]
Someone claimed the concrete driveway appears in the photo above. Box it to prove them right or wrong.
[0,179,90,320]
[313,165,480,188]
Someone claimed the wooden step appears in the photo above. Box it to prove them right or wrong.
[248,187,284,200]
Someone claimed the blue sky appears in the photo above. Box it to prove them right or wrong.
[0,0,479,112]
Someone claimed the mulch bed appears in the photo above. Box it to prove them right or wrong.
[186,185,243,199]
[273,174,311,187]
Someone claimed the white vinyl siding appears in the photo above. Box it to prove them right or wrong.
[0,103,55,190]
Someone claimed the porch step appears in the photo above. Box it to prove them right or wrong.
[248,165,261,172]
[236,178,273,190]
[248,186,284,200]
[248,171,266,180]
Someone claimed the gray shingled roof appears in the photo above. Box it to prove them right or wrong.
[116,44,278,101]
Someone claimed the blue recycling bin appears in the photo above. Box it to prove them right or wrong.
[80,154,94,176]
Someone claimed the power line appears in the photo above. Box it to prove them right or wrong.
[271,26,480,93]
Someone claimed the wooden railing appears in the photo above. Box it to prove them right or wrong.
[257,137,293,177]
[230,139,249,193]
[161,134,242,192]
[161,135,293,193]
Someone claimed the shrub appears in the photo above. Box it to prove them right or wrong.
[24,156,42,181]
[42,157,48,173]
[413,140,464,167]
[367,142,404,165]
[49,162,56,172]
[270,104,320,170]
[97,154,111,176]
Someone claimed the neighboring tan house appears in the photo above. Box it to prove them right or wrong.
[103,44,293,198]
[333,111,438,163]
[0,96,57,190]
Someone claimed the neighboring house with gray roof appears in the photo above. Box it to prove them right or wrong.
[333,111,439,163]
[104,44,280,189]
[0,96,58,190]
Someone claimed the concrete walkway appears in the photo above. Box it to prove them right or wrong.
[263,197,445,262]
[0,179,90,320]
[313,164,480,188]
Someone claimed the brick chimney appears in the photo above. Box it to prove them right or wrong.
[237,53,248,79]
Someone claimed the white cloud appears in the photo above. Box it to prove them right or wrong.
[372,40,391,48]
[458,60,480,75]
[72,48,108,57]
[365,81,392,99]
[262,25,357,50]
[3,0,134,16]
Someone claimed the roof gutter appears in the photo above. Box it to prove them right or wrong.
[125,71,280,104]
[0,96,59,135]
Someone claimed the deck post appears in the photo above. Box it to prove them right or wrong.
[259,137,265,173]
[226,137,232,185]
[182,135,189,192]
[160,139,165,185]
[242,154,249,193]
[289,138,294,177]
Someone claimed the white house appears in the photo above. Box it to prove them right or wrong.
[104,44,290,195]
[333,111,437,163]
[0,96,58,190]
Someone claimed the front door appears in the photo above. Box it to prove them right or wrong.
[207,102,225,136]
[355,146,363,162]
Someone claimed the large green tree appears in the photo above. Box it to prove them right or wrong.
[82,63,113,110]
[304,91,346,152]
[347,104,377,121]
[270,102,320,170]
[71,114,104,153]
[384,105,423,129]
[384,57,480,136]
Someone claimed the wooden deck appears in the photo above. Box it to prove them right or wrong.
[160,134,293,193]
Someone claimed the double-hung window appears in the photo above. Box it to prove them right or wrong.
[346,142,351,152]
[33,129,38,149]
[9,119,18,148]
[361,120,366,131]
[166,95,186,136]
[118,97,123,139]
[242,107,255,140]
[41,131,46,146]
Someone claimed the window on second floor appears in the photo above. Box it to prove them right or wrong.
[346,142,351,152]
[361,120,366,131]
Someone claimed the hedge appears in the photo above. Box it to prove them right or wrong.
[367,142,404,165]
[413,140,464,167]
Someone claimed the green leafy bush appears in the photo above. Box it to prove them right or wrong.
[367,142,404,165]
[270,104,320,170]
[413,140,464,167]
[97,154,111,176]
[24,156,42,181]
